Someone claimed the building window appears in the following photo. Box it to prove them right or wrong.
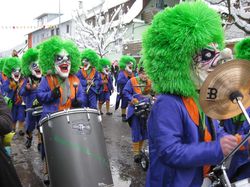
[56,28,60,35]
[66,25,70,33]
[51,29,54,36]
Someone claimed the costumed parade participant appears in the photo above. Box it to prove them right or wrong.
[37,36,85,184]
[0,58,7,95]
[2,57,25,136]
[20,48,42,149]
[76,48,100,109]
[116,55,136,122]
[123,62,152,163]
[97,58,114,115]
[142,2,238,187]
[219,37,250,182]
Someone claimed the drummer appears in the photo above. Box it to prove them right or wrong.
[36,36,86,184]
[219,37,250,182]
[123,62,152,163]
[142,2,239,187]
[19,48,42,149]
[37,36,86,119]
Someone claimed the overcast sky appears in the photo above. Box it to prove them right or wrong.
[0,0,101,52]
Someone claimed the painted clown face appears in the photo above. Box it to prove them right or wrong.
[11,68,21,82]
[125,62,134,73]
[55,49,71,79]
[103,66,110,75]
[192,43,232,88]
[82,59,90,70]
[29,61,42,78]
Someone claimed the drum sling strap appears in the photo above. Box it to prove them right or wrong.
[182,97,215,177]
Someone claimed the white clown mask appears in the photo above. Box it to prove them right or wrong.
[125,62,133,73]
[82,59,90,71]
[11,68,21,82]
[29,61,42,78]
[103,66,110,75]
[55,49,71,79]
[192,43,232,89]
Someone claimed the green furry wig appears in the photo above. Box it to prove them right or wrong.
[80,48,99,67]
[0,58,7,72]
[3,57,21,78]
[234,37,250,60]
[21,48,39,77]
[39,36,80,75]
[97,58,111,72]
[142,1,224,97]
[119,55,136,70]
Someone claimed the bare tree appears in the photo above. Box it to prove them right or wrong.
[66,4,128,57]
[206,0,250,34]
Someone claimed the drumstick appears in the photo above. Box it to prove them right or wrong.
[73,82,78,101]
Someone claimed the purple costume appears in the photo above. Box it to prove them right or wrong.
[146,94,227,187]
[98,72,113,103]
[2,79,25,123]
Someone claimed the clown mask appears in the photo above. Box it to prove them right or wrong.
[82,59,90,71]
[192,43,232,89]
[103,66,110,75]
[11,68,21,82]
[29,61,42,78]
[125,62,133,73]
[55,49,71,79]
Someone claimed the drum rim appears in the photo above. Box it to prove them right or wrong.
[39,108,99,125]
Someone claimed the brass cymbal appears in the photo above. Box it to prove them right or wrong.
[199,59,250,120]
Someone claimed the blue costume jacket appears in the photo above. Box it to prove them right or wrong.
[37,75,86,119]
[19,77,41,132]
[116,70,134,109]
[2,78,25,123]
[123,77,151,142]
[76,68,100,109]
[146,94,227,187]
[98,72,113,102]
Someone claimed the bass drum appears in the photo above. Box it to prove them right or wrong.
[39,108,113,187]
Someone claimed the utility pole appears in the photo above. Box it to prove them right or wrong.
[58,0,61,36]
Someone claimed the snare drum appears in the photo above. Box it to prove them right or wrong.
[39,108,113,187]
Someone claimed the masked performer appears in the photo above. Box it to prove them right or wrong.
[123,63,152,163]
[142,2,237,187]
[218,37,250,182]
[115,55,136,122]
[97,58,114,115]
[76,48,100,109]
[20,48,42,149]
[2,57,25,136]
[0,58,8,96]
[37,36,86,184]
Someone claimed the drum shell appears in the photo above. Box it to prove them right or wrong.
[40,108,113,187]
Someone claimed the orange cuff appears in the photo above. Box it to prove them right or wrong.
[235,134,245,151]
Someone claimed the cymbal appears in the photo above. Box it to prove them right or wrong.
[199,59,250,120]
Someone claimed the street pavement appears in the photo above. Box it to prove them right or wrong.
[11,105,147,187]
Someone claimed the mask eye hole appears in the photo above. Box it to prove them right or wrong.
[31,63,38,68]
[201,49,216,61]
[56,55,63,61]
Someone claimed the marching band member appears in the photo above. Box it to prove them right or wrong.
[2,57,25,136]
[115,55,136,122]
[76,48,100,109]
[20,48,42,149]
[123,63,152,163]
[219,37,250,182]
[142,2,238,186]
[36,36,86,184]
[97,58,114,115]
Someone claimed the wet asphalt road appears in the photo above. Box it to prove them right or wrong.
[11,106,147,187]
